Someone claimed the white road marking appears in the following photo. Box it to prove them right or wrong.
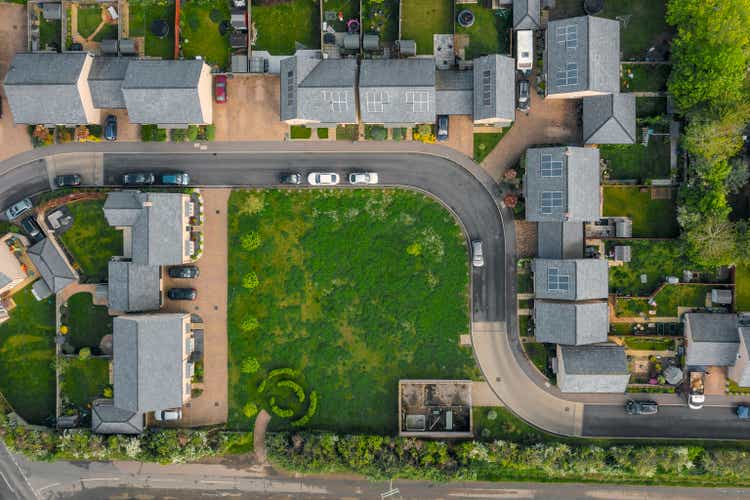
[81,477,120,482]
[448,489,535,499]
[0,470,15,493]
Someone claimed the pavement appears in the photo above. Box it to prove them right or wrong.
[0,4,32,162]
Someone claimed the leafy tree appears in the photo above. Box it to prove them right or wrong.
[726,158,750,194]
[682,214,737,267]
[682,105,750,162]
[241,231,262,251]
[242,272,259,290]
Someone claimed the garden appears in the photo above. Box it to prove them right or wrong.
[623,336,675,351]
[60,292,113,355]
[60,356,110,410]
[58,200,123,283]
[129,0,175,59]
[455,6,511,58]
[251,0,320,55]
[180,0,231,68]
[362,0,398,43]
[38,9,61,50]
[336,125,358,141]
[600,137,671,183]
[473,130,507,163]
[321,0,359,33]
[602,186,678,237]
[735,265,750,311]
[76,5,117,42]
[621,64,671,92]
[523,342,554,382]
[400,0,451,54]
[226,189,477,433]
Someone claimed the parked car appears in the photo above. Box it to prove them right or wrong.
[348,172,379,185]
[19,216,43,243]
[159,172,190,186]
[54,174,81,187]
[280,172,303,185]
[307,172,340,185]
[104,115,117,141]
[167,287,197,301]
[154,408,182,421]
[518,79,530,112]
[69,42,83,51]
[436,115,449,141]
[737,405,750,419]
[231,0,245,6]
[625,400,659,415]
[168,265,200,279]
[214,75,228,103]
[122,172,155,186]
[472,240,484,268]
[4,198,32,221]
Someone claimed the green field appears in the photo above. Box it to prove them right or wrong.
[400,0,452,54]
[62,293,113,353]
[227,189,476,433]
[602,186,678,237]
[180,0,231,68]
[251,0,320,55]
[60,358,110,409]
[600,137,671,182]
[456,6,511,58]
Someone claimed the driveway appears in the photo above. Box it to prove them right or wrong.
[211,74,288,141]
[162,188,229,426]
[443,115,473,158]
[0,4,32,161]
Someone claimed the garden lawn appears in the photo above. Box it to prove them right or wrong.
[517,270,533,294]
[602,186,678,237]
[400,0,451,54]
[63,293,113,353]
[519,314,530,337]
[321,0,358,32]
[736,265,750,311]
[599,0,673,60]
[336,125,358,141]
[60,358,109,409]
[362,0,398,42]
[76,6,104,39]
[474,132,506,164]
[39,15,61,50]
[456,6,511,58]
[600,137,670,182]
[129,1,175,58]
[652,284,710,317]
[227,189,476,433]
[623,337,674,351]
[181,0,230,68]
[0,289,56,424]
[251,0,320,55]
[524,342,548,376]
[615,297,649,317]
[636,97,667,118]
[290,126,311,139]
[621,64,671,92]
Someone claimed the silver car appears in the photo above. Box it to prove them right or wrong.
[4,198,32,221]
[348,172,379,184]
[472,240,484,267]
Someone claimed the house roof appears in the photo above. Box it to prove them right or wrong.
[87,57,132,109]
[583,93,636,144]
[91,398,144,434]
[534,300,609,345]
[513,0,541,30]
[113,314,188,413]
[359,59,436,124]
[473,55,515,124]
[685,313,740,366]
[108,261,161,313]
[435,70,473,115]
[537,222,584,259]
[533,258,608,301]
[3,53,91,125]
[122,60,207,125]
[524,146,601,222]
[27,238,78,296]
[559,344,629,375]
[545,16,619,96]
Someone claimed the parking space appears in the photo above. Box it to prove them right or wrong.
[444,115,473,158]
[0,3,32,161]
[45,152,104,188]
[101,109,140,142]
[211,74,288,141]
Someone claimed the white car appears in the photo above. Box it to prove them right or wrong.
[472,240,484,268]
[307,172,340,185]
[348,172,379,185]
[154,409,182,421]
[4,198,33,221]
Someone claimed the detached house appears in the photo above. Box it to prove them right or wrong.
[583,93,636,145]
[557,344,630,393]
[683,313,750,387]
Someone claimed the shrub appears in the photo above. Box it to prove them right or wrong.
[171,128,188,142]
[205,124,216,141]
[103,386,113,398]
[269,397,294,418]
[243,402,259,418]
[78,347,91,360]
[240,316,260,332]
[406,242,422,256]
[241,231,262,251]
[187,125,199,142]
[291,391,318,427]
[242,272,259,290]
[240,357,260,374]
[277,380,305,403]
[191,388,204,398]
[258,368,300,393]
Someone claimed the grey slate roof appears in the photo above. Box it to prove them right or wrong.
[122,60,207,125]
[91,399,144,434]
[0,272,11,291]
[27,238,78,295]
[545,16,619,96]
[557,344,629,393]
[583,93,636,145]
[524,146,601,222]
[473,55,515,124]
[435,70,473,115]
[537,222,583,259]
[534,300,608,345]
[685,313,740,366]
[359,58,436,124]
[513,0,541,30]
[87,57,131,109]
[113,314,187,413]
[533,258,608,301]
[3,53,92,125]
[108,261,161,313]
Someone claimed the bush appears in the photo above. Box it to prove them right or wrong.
[205,124,216,141]
[240,316,260,332]
[241,231,262,251]
[243,402,259,418]
[240,356,260,374]
[242,272,259,290]
[277,380,305,403]
[103,386,113,398]
[257,367,300,393]
[187,125,199,142]
[78,347,91,360]
[406,242,422,256]
[291,391,318,427]
[171,128,188,142]
[269,397,294,418]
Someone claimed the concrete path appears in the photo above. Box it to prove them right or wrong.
[252,409,271,464]
[470,381,504,407]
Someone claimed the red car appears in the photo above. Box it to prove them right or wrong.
[214,75,227,103]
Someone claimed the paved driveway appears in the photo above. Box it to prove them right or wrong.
[212,74,288,141]
[0,4,32,161]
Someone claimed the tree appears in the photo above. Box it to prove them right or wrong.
[242,272,259,290]
[240,357,260,374]
[726,158,750,194]
[682,105,750,162]
[241,231,262,251]
[682,214,737,267]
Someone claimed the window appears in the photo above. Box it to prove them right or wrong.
[540,191,563,215]
[404,91,431,113]
[482,70,492,106]
[541,154,563,177]
[547,267,570,292]
[321,90,349,113]
[287,70,295,107]
[556,24,577,49]
[555,62,578,87]
[365,91,387,113]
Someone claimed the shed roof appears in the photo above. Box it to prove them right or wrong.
[513,0,541,30]
[583,93,636,144]
[27,238,78,296]
[108,261,161,313]
[534,300,608,345]
[91,398,144,434]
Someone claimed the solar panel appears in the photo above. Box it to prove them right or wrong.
[482,70,492,106]
[557,24,577,49]
[540,191,563,215]
[541,154,563,177]
[366,91,386,113]
[322,90,349,113]
[405,91,430,113]
[555,62,578,87]
[547,267,570,292]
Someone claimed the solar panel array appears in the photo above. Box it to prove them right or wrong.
[555,62,578,87]
[321,90,349,113]
[286,70,295,107]
[365,91,387,113]
[556,24,577,50]
[482,70,492,106]
[547,267,570,292]
[541,154,563,177]
[404,91,430,113]
[540,191,563,215]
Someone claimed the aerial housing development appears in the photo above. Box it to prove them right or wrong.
[0,0,750,497]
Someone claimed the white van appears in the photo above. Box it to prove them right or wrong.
[516,30,533,74]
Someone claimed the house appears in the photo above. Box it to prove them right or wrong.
[684,313,740,367]
[544,16,619,98]
[513,0,541,30]
[26,237,78,300]
[583,93,636,145]
[729,327,750,387]
[523,146,601,222]
[0,234,28,296]
[537,222,583,259]
[87,57,132,109]
[107,261,161,313]
[556,344,630,393]
[535,301,609,345]
[112,313,195,416]
[359,58,436,125]
[280,54,357,126]
[435,69,474,116]
[472,55,516,127]
[91,398,144,434]
[532,259,608,301]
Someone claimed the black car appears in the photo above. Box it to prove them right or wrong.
[625,400,658,415]
[104,115,117,141]
[159,172,190,186]
[168,265,200,279]
[20,216,44,243]
[122,172,155,186]
[280,172,302,185]
[54,174,81,188]
[167,287,198,301]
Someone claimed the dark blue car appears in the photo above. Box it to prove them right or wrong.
[737,405,750,419]
[104,115,117,141]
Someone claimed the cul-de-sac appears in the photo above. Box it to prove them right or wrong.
[0,0,749,498]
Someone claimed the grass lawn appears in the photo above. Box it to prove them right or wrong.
[251,0,320,55]
[602,186,678,237]
[290,126,312,139]
[474,407,548,444]
[636,97,667,118]
[62,293,113,353]
[362,0,398,42]
[181,0,231,68]
[517,270,533,294]
[60,358,110,409]
[600,137,671,182]
[321,0,359,32]
[474,131,507,164]
[39,15,61,50]
[519,314,531,337]
[336,125,358,141]
[615,297,649,317]
[0,289,56,424]
[456,6,511,58]
[400,0,451,55]
[652,284,710,317]
[76,6,104,39]
[600,0,672,60]
[130,1,175,58]
[621,64,671,92]
[736,265,750,311]
[523,342,550,377]
[623,336,674,351]
[59,200,122,283]
[227,189,475,433]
